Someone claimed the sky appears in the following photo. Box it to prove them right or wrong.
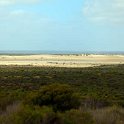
[0,0,124,52]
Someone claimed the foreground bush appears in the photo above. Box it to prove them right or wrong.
[26,84,81,111]
[0,104,94,124]
[1,103,124,124]
[0,104,62,124]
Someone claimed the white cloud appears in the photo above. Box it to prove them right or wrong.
[0,0,39,6]
[0,0,41,20]
[83,0,124,24]
[0,9,43,23]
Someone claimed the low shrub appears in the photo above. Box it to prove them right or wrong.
[25,84,81,112]
[0,104,61,124]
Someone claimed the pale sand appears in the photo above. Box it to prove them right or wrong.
[0,54,124,67]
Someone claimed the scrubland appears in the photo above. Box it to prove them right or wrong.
[0,65,124,124]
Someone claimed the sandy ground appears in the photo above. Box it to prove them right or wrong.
[0,54,124,67]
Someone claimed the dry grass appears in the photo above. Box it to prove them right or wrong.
[91,106,124,124]
[0,102,21,124]
[0,103,124,124]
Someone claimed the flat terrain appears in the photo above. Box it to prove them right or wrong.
[0,65,124,124]
[0,54,124,67]
[0,64,124,107]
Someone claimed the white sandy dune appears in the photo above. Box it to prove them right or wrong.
[0,54,124,67]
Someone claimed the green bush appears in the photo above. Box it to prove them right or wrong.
[26,84,81,111]
[0,104,61,124]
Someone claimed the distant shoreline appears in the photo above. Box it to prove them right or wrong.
[0,51,124,55]
[0,54,124,67]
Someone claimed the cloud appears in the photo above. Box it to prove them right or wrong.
[83,0,124,24]
[0,8,26,21]
[0,0,39,6]
[0,0,41,21]
[0,8,49,24]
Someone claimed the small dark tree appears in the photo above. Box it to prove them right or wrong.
[29,84,81,111]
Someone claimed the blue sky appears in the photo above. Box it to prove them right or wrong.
[0,0,124,51]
